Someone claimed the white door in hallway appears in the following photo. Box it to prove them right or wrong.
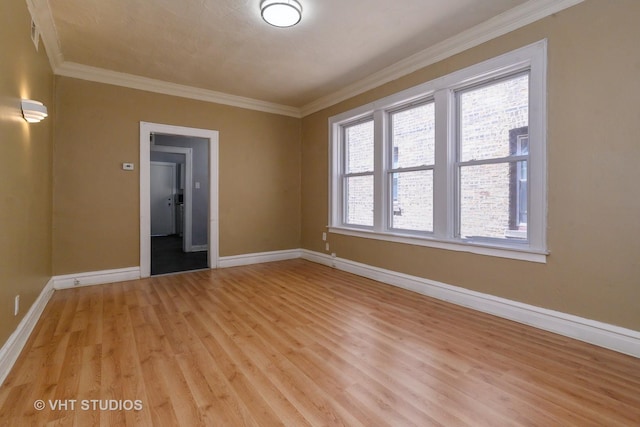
[150,161,176,236]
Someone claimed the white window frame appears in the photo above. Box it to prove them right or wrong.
[329,40,548,263]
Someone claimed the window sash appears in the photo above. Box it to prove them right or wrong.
[455,159,529,243]
[342,173,374,227]
[342,119,374,175]
[388,99,436,170]
[388,169,434,233]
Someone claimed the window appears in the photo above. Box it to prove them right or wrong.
[329,41,547,262]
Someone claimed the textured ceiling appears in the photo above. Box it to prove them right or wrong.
[45,0,531,108]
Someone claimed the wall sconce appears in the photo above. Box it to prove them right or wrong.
[21,99,48,123]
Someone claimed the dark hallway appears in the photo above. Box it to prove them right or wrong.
[151,235,208,275]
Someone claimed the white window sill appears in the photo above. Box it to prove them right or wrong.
[328,227,548,263]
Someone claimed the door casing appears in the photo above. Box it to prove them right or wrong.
[140,121,219,278]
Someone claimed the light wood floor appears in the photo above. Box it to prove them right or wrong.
[0,260,639,426]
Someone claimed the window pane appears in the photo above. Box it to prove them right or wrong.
[345,175,373,226]
[459,74,529,162]
[345,121,374,173]
[391,170,433,232]
[391,102,435,168]
[459,162,527,240]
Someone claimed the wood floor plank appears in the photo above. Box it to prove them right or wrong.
[183,307,308,427]
[1,259,639,426]
[180,347,263,427]
[220,306,359,426]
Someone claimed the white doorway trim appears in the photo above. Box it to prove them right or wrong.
[140,121,219,278]
[151,145,194,252]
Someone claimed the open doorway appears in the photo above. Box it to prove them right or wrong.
[150,137,207,275]
[140,122,219,278]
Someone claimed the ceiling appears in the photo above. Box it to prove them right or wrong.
[30,0,581,116]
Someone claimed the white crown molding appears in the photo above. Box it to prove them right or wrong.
[55,62,302,118]
[26,0,584,118]
[27,0,300,117]
[299,0,584,116]
[26,0,582,118]
[0,277,55,387]
[300,250,640,358]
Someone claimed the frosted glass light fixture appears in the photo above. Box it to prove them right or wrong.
[21,99,48,123]
[260,0,302,28]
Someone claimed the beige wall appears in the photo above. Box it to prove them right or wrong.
[0,0,54,345]
[53,77,301,275]
[301,0,640,331]
[2,0,639,354]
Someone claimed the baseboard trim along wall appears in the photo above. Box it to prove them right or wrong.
[218,249,301,268]
[0,278,55,386]
[299,249,640,358]
[2,248,638,388]
[53,267,141,290]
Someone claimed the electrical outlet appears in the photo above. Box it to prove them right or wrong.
[325,243,330,251]
[322,232,327,241]
[14,295,20,316]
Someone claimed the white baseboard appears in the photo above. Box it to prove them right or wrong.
[300,249,640,358]
[2,249,636,390]
[190,245,209,252]
[219,249,301,268]
[53,267,141,290]
[0,277,55,387]
[301,249,334,267]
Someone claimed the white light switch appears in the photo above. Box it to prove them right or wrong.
[195,182,200,189]
[122,163,135,171]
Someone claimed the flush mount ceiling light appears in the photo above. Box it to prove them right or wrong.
[260,0,302,28]
[21,99,48,123]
